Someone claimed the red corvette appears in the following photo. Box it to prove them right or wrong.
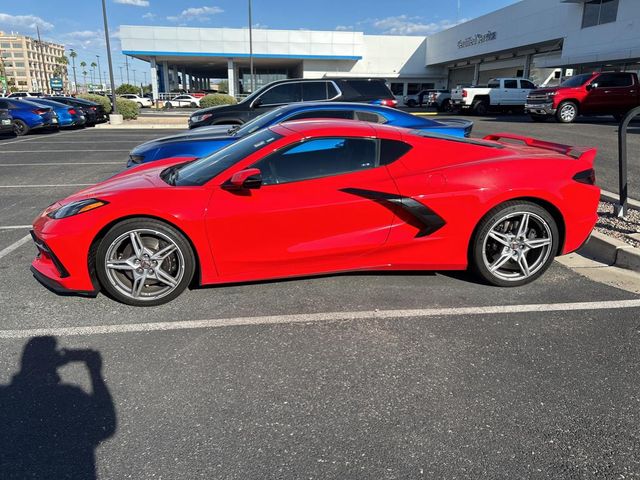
[31,120,599,306]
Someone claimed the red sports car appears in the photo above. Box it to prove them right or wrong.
[31,120,599,306]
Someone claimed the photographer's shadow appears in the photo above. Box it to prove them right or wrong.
[0,336,116,479]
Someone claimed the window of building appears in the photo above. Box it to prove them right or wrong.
[12,52,24,58]
[390,83,404,95]
[582,0,619,28]
[254,137,378,185]
[0,42,10,49]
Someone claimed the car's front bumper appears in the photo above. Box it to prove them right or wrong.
[525,102,556,115]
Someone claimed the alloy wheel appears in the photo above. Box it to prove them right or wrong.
[103,229,185,302]
[559,103,576,122]
[481,211,553,282]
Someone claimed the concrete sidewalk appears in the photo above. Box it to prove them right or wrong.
[96,116,188,129]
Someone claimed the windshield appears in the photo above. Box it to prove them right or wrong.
[234,106,292,137]
[559,73,593,88]
[171,128,283,186]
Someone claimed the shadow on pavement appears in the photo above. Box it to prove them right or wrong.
[0,336,116,479]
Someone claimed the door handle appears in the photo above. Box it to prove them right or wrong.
[604,90,612,94]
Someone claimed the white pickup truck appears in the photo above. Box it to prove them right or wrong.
[451,78,537,115]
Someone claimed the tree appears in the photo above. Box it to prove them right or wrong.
[115,83,140,95]
[69,50,78,94]
[217,80,229,93]
[90,62,97,85]
[82,70,88,89]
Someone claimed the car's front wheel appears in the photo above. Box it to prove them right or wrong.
[95,219,195,306]
[470,201,558,287]
[556,101,578,123]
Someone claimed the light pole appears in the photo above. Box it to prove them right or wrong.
[133,69,137,86]
[125,55,130,84]
[101,0,118,114]
[96,55,102,89]
[119,66,124,85]
[248,0,254,93]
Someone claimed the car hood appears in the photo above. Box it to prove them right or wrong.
[60,157,195,204]
[131,125,235,153]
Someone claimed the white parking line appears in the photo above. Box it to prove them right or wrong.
[0,162,122,166]
[0,130,79,146]
[0,149,129,153]
[0,225,31,230]
[1,299,640,339]
[0,184,93,188]
[0,234,31,261]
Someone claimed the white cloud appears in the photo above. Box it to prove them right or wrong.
[0,12,54,31]
[335,25,353,31]
[371,15,466,35]
[142,12,156,19]
[65,30,96,39]
[167,6,223,22]
[114,0,150,6]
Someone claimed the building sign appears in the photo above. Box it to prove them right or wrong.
[50,77,64,90]
[458,31,497,49]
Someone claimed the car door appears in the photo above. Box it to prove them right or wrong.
[519,80,535,104]
[206,133,399,278]
[595,73,636,112]
[502,79,519,105]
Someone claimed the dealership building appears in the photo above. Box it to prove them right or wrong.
[120,0,640,100]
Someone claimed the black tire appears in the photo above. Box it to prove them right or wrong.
[472,99,489,116]
[13,119,30,136]
[137,102,144,108]
[438,99,453,113]
[190,102,198,108]
[95,218,196,306]
[530,114,548,122]
[470,201,559,287]
[556,101,578,123]
[165,102,173,108]
[407,99,417,108]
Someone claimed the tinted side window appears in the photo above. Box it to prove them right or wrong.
[259,83,302,105]
[596,73,633,87]
[504,80,518,89]
[520,80,536,89]
[302,82,329,101]
[487,81,500,88]
[355,111,386,124]
[380,140,412,165]
[286,110,354,121]
[254,137,378,185]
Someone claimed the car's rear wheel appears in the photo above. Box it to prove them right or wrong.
[165,102,173,108]
[438,99,453,112]
[471,201,558,287]
[137,102,143,108]
[13,119,29,136]
[95,219,195,306]
[556,101,578,123]
[472,99,489,116]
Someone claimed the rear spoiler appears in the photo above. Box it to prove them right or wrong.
[483,133,596,160]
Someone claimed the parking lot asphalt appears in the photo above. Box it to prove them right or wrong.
[1,127,640,478]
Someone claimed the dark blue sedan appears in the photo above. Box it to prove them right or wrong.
[128,102,473,167]
[23,98,86,128]
[0,98,55,136]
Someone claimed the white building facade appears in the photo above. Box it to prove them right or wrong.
[119,0,640,99]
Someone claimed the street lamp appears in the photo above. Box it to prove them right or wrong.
[248,0,255,93]
[69,49,78,94]
[101,0,118,114]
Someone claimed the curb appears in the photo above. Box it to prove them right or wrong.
[579,230,640,271]
[95,124,186,129]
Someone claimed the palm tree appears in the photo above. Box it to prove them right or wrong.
[90,61,97,85]
[69,50,78,94]
[82,70,88,91]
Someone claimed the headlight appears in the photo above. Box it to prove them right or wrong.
[47,198,108,219]
[548,91,558,96]
[191,113,212,123]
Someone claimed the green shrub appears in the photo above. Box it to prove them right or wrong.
[199,93,237,108]
[115,83,141,95]
[78,93,112,114]
[115,98,139,120]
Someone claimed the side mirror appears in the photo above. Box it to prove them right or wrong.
[223,168,262,190]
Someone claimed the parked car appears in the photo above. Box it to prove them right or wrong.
[451,78,537,115]
[0,98,55,135]
[427,90,453,112]
[165,95,201,108]
[525,72,640,123]
[7,91,44,98]
[119,94,153,108]
[129,102,474,166]
[188,78,397,128]
[22,98,86,129]
[0,108,13,135]
[44,97,108,126]
[403,89,433,107]
[31,120,598,306]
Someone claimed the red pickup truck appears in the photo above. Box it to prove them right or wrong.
[525,71,640,123]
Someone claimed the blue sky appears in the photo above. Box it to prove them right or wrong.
[0,0,518,84]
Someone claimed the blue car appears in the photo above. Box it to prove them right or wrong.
[128,102,473,167]
[0,98,55,136]
[23,98,86,128]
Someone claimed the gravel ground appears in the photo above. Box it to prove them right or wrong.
[595,201,640,247]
